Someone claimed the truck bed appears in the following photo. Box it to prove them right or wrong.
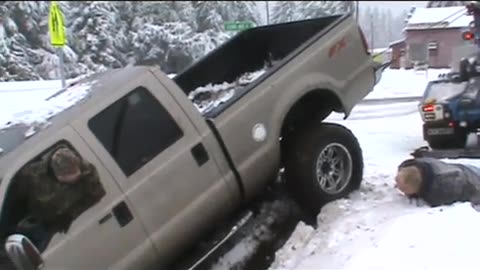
[173,15,344,117]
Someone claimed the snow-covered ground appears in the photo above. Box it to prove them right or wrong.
[268,69,480,270]
[364,68,449,100]
[2,68,478,269]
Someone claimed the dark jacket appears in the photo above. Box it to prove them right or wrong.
[398,157,480,207]
[15,155,106,230]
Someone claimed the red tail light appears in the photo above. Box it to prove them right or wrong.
[463,31,474,41]
[448,122,455,127]
[423,104,434,112]
[358,27,369,55]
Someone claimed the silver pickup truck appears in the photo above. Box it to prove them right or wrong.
[0,14,385,270]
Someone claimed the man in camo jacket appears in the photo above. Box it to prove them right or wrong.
[395,157,480,207]
[14,145,106,247]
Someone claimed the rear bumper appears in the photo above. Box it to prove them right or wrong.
[423,121,458,139]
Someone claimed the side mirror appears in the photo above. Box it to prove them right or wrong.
[5,234,44,270]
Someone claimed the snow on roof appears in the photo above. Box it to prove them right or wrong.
[389,39,405,46]
[406,6,473,30]
[372,47,391,53]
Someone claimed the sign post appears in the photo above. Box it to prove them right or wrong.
[466,2,480,49]
[48,1,67,89]
[224,21,255,32]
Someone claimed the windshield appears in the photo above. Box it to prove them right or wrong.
[424,81,467,102]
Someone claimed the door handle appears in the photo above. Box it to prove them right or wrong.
[191,142,209,167]
[112,201,133,227]
[98,213,113,225]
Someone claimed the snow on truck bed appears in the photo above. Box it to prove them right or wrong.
[188,69,267,114]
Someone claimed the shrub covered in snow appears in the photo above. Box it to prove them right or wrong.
[271,1,354,23]
[0,1,261,81]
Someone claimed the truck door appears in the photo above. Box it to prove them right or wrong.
[74,71,236,266]
[1,127,157,270]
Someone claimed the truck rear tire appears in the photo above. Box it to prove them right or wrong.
[284,122,363,215]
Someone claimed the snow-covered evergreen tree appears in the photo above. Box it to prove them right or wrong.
[0,1,391,81]
[316,1,355,16]
[68,2,127,74]
[0,2,49,81]
[220,1,262,25]
[358,6,408,49]
[193,1,261,31]
[272,1,353,24]
[427,1,467,8]
[271,1,303,24]
[193,1,225,32]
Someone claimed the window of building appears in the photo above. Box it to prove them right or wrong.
[88,87,183,177]
[428,41,438,50]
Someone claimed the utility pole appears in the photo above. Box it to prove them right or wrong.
[370,13,374,52]
[266,1,270,25]
[466,2,480,49]
[355,1,359,23]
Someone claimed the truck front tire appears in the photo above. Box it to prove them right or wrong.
[284,122,363,215]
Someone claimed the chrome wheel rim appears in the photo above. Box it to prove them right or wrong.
[315,143,352,195]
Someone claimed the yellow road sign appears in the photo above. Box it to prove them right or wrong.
[48,1,67,47]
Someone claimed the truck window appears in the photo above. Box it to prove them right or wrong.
[88,86,183,177]
[0,141,106,254]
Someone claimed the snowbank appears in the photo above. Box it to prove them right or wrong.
[339,203,480,270]
[272,198,480,270]
[0,80,97,138]
[365,68,449,100]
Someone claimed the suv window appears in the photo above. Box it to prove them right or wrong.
[88,87,183,176]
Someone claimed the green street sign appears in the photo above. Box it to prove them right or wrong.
[224,21,255,31]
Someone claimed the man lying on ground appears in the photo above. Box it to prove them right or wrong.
[395,157,480,207]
